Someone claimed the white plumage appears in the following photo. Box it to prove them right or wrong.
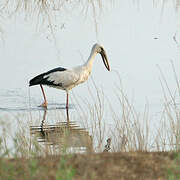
[29,43,110,108]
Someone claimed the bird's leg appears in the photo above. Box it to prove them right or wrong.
[66,91,70,125]
[40,109,47,136]
[66,91,69,109]
[66,107,70,126]
[39,84,48,108]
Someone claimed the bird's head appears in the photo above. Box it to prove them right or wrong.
[92,43,110,71]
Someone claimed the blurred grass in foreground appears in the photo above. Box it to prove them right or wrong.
[0,151,179,180]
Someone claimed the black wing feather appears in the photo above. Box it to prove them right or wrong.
[29,67,67,86]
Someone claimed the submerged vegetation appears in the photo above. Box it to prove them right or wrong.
[0,0,105,23]
[0,0,179,26]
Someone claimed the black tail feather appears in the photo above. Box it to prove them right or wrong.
[29,73,45,86]
[29,67,67,87]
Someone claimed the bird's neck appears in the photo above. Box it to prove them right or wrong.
[84,50,97,71]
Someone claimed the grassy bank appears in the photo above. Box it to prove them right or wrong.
[0,152,180,180]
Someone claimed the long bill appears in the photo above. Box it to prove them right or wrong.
[100,49,110,71]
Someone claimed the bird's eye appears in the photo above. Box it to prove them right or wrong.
[100,47,104,52]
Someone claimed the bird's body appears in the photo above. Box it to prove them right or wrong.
[29,43,110,108]
[30,62,92,91]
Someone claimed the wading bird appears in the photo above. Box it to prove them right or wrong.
[29,43,110,109]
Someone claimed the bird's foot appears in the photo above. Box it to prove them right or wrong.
[38,102,48,108]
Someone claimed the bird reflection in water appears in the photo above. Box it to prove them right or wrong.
[30,109,93,153]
